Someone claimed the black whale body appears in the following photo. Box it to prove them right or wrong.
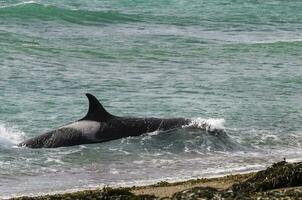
[19,94,191,148]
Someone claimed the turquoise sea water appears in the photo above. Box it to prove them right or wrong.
[1,0,302,198]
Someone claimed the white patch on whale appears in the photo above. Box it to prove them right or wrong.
[60,120,100,140]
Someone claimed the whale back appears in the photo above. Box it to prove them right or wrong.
[81,93,113,122]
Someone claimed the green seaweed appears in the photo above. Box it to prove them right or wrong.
[11,187,157,200]
[172,187,219,200]
[232,161,302,193]
[172,161,302,199]
[144,173,253,189]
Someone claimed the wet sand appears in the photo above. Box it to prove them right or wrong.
[131,173,254,198]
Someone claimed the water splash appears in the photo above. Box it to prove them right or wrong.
[184,118,226,132]
[0,123,25,147]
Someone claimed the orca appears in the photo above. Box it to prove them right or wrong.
[19,93,191,148]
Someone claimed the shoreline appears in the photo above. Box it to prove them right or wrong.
[9,173,253,200]
[131,172,254,198]
[10,161,302,199]
[3,171,255,199]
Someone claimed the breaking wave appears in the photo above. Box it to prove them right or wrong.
[248,38,302,45]
[0,2,141,25]
[184,118,226,132]
[0,123,25,147]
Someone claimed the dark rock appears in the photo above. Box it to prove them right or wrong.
[232,161,302,193]
[11,187,158,200]
[172,161,302,200]
[172,187,220,200]
[250,188,302,199]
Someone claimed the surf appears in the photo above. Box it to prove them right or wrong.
[0,123,25,148]
[0,2,141,25]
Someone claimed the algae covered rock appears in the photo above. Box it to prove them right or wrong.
[11,187,157,200]
[249,187,302,199]
[232,161,302,193]
[172,187,221,200]
[172,161,302,200]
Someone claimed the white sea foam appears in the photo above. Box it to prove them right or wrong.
[0,0,37,8]
[247,38,302,45]
[0,123,25,146]
[20,0,37,5]
[147,130,160,136]
[109,168,120,175]
[184,118,225,132]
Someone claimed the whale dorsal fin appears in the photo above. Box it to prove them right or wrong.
[81,93,113,122]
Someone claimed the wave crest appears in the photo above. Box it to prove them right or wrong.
[184,118,226,132]
[0,2,141,25]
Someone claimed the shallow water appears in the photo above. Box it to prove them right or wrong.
[0,0,302,198]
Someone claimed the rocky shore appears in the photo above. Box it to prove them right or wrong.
[10,161,302,200]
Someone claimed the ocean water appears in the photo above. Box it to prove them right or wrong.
[1,0,302,198]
